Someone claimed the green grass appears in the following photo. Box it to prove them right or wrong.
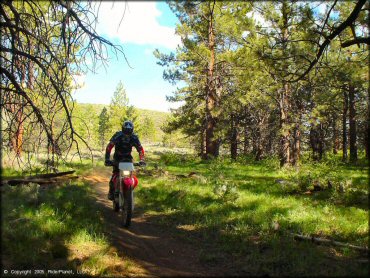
[1,179,133,275]
[1,152,102,178]
[2,149,368,276]
[134,152,369,276]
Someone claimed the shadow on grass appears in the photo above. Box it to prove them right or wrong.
[1,182,107,272]
[133,180,368,276]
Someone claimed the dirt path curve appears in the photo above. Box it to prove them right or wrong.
[83,168,223,277]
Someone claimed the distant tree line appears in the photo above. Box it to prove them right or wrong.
[95,81,157,150]
[155,0,369,165]
[45,81,160,153]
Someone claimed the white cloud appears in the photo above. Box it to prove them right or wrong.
[94,1,181,49]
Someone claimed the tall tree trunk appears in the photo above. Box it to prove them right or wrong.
[365,119,369,160]
[291,123,301,165]
[243,128,249,155]
[9,102,16,152]
[365,130,369,159]
[205,1,218,158]
[200,129,206,159]
[254,117,265,161]
[254,136,262,161]
[15,64,26,156]
[267,133,273,156]
[310,126,319,161]
[203,129,207,159]
[252,128,261,161]
[279,1,291,167]
[367,66,370,160]
[348,85,358,162]
[15,106,24,156]
[291,99,302,165]
[342,90,348,161]
[243,108,249,155]
[279,82,291,166]
[318,123,324,160]
[230,114,238,160]
[332,115,339,155]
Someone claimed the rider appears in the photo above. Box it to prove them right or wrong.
[104,120,145,200]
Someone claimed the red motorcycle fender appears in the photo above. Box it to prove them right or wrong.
[123,175,138,190]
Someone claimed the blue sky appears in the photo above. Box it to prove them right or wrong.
[72,1,181,112]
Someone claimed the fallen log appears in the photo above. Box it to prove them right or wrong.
[291,233,368,252]
[31,170,75,179]
[2,170,75,182]
[6,175,79,186]
[1,170,76,186]
[7,179,57,186]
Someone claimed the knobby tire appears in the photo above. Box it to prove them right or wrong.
[122,187,133,228]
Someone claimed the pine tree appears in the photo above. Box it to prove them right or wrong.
[141,116,156,142]
[98,107,109,151]
[156,1,254,159]
[108,81,129,133]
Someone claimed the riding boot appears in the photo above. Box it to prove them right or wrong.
[108,181,114,200]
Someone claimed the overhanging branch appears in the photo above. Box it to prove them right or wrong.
[291,0,367,82]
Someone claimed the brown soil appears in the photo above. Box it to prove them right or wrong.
[84,168,226,277]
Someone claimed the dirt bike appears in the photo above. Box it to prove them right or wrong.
[105,160,145,228]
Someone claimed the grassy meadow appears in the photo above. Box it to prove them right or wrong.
[135,151,368,276]
[1,147,368,276]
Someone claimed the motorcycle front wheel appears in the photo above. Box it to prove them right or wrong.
[121,187,133,228]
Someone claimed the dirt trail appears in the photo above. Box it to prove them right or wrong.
[84,168,224,277]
